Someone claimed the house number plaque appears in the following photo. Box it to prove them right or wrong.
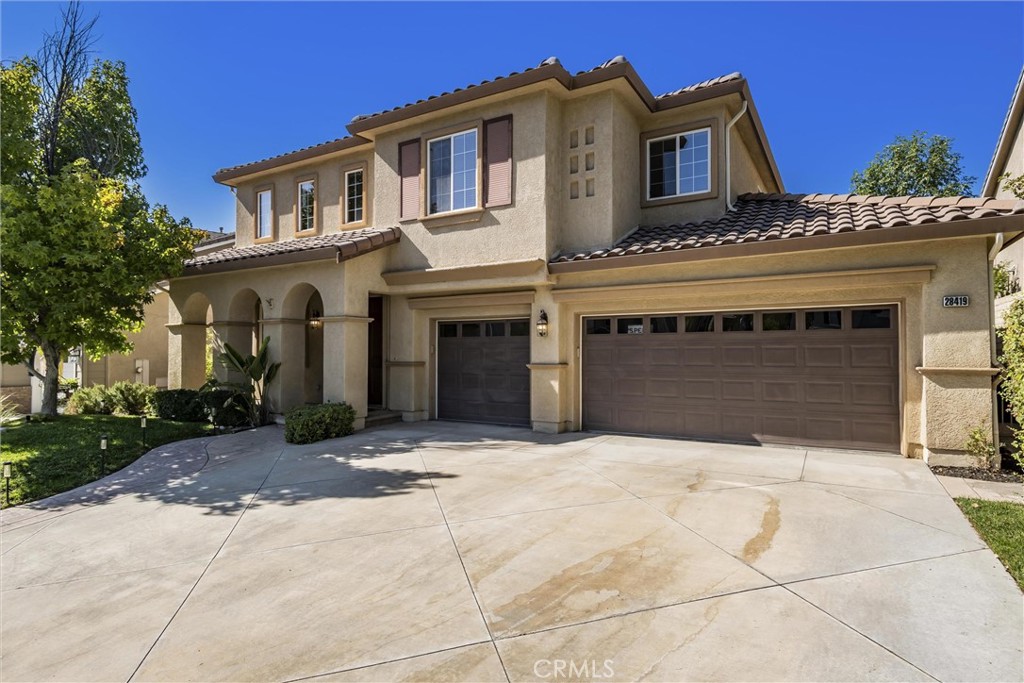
[942,295,970,308]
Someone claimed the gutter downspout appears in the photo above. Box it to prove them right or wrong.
[725,100,749,211]
[989,232,1005,461]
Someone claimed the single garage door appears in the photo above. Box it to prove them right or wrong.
[582,306,899,451]
[437,319,531,427]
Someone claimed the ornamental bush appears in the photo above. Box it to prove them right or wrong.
[200,386,250,428]
[66,385,113,415]
[997,297,1024,469]
[284,403,356,444]
[150,389,206,422]
[107,381,156,416]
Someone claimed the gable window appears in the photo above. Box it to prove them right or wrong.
[428,129,477,215]
[344,168,364,225]
[297,179,316,233]
[647,127,711,199]
[256,189,273,240]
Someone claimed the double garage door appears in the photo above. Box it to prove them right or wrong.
[582,306,900,451]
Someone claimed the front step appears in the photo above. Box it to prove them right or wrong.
[364,409,403,428]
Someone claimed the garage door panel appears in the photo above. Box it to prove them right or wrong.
[437,319,530,427]
[804,345,845,367]
[850,345,896,368]
[583,306,898,451]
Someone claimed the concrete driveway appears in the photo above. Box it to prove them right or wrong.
[2,422,1021,682]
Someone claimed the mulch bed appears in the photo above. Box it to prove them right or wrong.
[931,452,1024,484]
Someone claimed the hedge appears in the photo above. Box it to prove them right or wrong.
[285,403,356,444]
[150,389,207,422]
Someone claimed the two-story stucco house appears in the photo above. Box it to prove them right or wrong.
[169,56,1024,463]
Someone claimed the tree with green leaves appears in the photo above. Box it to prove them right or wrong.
[998,173,1024,200]
[851,131,976,197]
[1,3,201,416]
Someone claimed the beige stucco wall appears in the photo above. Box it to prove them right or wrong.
[82,291,171,389]
[1,362,32,413]
[993,114,1023,289]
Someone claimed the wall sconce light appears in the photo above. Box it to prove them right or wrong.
[537,310,549,337]
[308,310,323,329]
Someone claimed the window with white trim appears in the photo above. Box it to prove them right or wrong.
[256,189,272,239]
[428,129,477,214]
[298,179,315,232]
[344,169,364,224]
[647,127,711,199]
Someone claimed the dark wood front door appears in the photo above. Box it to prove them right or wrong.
[367,296,384,407]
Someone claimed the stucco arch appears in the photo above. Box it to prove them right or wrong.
[281,282,320,320]
[180,291,213,325]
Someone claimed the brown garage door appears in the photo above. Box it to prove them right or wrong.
[582,306,899,451]
[437,319,531,427]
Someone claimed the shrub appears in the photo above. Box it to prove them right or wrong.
[57,378,79,408]
[107,381,156,416]
[66,385,113,415]
[994,261,1020,299]
[965,424,998,467]
[0,394,22,426]
[285,403,356,444]
[201,386,250,428]
[151,389,207,422]
[998,297,1024,469]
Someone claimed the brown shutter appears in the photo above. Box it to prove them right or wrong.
[399,139,420,220]
[484,116,512,207]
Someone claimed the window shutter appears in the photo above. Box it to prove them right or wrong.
[484,116,512,207]
[399,139,420,220]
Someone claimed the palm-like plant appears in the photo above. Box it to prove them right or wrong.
[212,336,281,426]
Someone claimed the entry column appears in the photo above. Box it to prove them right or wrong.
[322,315,371,430]
[260,317,306,414]
[167,323,207,389]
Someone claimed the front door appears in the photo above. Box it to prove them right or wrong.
[367,296,385,408]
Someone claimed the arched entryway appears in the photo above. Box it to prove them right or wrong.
[176,292,212,389]
[279,283,325,408]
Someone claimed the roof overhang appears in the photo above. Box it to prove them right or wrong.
[213,136,372,186]
[549,214,1024,274]
[983,67,1024,197]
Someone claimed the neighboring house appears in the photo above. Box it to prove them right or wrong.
[78,229,235,390]
[1,362,33,413]
[170,56,1024,464]
[985,67,1024,326]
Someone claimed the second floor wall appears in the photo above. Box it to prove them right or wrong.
[225,68,782,274]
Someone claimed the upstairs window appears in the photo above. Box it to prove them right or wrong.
[256,189,272,240]
[428,129,477,214]
[344,168,364,225]
[647,127,711,199]
[297,179,316,233]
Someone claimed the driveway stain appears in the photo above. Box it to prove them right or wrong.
[687,470,708,492]
[742,496,780,563]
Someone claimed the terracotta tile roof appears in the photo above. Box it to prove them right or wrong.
[350,57,566,125]
[552,193,1024,263]
[185,227,401,272]
[213,136,368,181]
[656,72,743,99]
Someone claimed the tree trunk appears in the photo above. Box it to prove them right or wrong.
[39,343,62,417]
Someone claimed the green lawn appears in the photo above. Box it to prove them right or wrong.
[956,498,1024,590]
[0,415,211,508]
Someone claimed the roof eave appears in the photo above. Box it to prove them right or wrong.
[213,136,372,186]
[549,214,1024,274]
[345,62,573,136]
[983,67,1024,197]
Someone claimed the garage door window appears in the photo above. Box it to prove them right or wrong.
[853,309,892,329]
[586,318,612,335]
[722,313,754,332]
[617,318,644,334]
[806,310,842,330]
[684,314,715,333]
[439,323,458,337]
[762,312,796,331]
[462,323,481,337]
[486,322,506,336]
[510,320,529,336]
[651,316,678,333]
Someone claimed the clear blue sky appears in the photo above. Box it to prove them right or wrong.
[3,2,1021,232]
